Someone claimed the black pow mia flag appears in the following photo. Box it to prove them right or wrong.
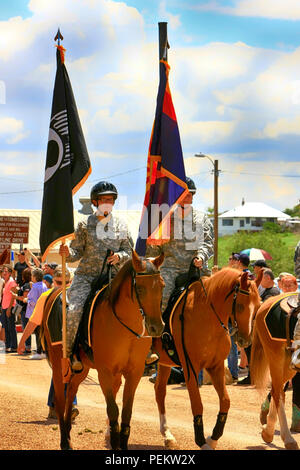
[40,46,91,260]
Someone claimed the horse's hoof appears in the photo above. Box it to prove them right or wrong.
[206,436,217,449]
[164,438,177,449]
[200,443,213,450]
[285,441,299,450]
[61,443,73,450]
[261,427,273,444]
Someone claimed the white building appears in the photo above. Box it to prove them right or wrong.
[218,201,291,236]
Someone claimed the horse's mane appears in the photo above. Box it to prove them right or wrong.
[105,257,159,308]
[203,267,242,304]
[105,259,134,308]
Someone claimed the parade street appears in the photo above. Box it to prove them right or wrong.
[1,349,300,451]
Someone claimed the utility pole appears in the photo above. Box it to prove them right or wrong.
[194,153,219,266]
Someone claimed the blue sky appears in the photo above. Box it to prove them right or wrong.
[1,0,300,215]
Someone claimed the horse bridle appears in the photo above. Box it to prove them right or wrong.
[223,282,250,335]
[111,265,162,339]
[198,275,250,336]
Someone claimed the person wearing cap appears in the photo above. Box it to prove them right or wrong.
[43,274,53,289]
[228,252,240,269]
[252,259,267,274]
[43,263,58,276]
[59,181,133,372]
[259,269,280,302]
[237,253,255,280]
[146,176,214,314]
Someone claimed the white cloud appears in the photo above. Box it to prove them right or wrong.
[0,117,28,144]
[197,0,300,20]
[181,120,236,143]
[1,0,300,214]
[259,116,300,139]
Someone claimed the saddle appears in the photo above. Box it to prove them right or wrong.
[43,267,112,356]
[264,293,300,348]
[43,287,64,346]
[279,294,300,348]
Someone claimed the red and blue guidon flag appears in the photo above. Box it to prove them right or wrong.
[135,59,189,256]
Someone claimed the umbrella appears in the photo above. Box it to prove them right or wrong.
[240,248,272,261]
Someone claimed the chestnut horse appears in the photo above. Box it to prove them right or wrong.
[250,292,299,450]
[41,251,165,450]
[152,267,262,449]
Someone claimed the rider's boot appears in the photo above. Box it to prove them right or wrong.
[145,341,159,365]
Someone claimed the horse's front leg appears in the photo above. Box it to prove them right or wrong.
[120,367,146,450]
[205,364,230,450]
[154,364,176,448]
[98,369,122,450]
[183,369,208,449]
[49,346,72,450]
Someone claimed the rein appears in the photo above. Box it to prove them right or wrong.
[111,267,161,339]
[179,270,251,385]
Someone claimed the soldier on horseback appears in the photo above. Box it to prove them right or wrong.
[59,181,133,372]
[146,176,214,314]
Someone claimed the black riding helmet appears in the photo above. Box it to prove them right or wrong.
[90,181,118,203]
[186,177,196,194]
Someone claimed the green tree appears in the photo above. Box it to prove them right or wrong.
[284,203,300,218]
[213,230,298,277]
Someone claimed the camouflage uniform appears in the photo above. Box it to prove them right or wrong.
[146,208,214,311]
[66,213,133,356]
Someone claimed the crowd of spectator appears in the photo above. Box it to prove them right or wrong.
[0,248,59,358]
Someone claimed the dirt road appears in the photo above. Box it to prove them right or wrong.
[0,350,299,452]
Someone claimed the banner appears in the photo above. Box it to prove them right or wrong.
[136,60,188,256]
[40,45,91,260]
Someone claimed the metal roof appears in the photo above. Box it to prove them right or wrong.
[219,202,291,220]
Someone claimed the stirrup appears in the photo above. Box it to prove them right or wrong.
[145,351,159,366]
[70,355,84,373]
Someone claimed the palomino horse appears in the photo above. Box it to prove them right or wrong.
[152,267,262,449]
[251,292,299,450]
[41,251,165,450]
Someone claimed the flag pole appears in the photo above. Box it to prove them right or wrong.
[61,239,67,359]
[54,28,69,378]
[158,22,169,61]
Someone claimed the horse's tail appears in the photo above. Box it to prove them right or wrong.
[250,322,269,395]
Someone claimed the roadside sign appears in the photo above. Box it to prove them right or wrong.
[0,217,29,244]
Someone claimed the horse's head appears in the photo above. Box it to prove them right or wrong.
[230,271,261,348]
[131,250,165,337]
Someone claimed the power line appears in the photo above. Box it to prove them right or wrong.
[0,166,299,196]
[0,166,147,196]
[222,170,300,178]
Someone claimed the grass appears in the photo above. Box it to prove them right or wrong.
[209,230,299,277]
